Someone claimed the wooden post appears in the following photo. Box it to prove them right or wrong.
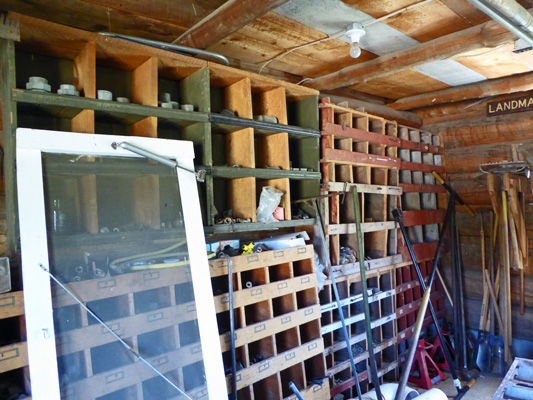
[132,57,160,229]
[225,78,256,221]
[71,41,99,234]
[0,38,18,255]
[257,87,291,220]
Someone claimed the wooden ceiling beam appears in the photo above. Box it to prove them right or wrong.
[173,0,289,49]
[303,11,530,91]
[1,0,187,42]
[425,109,533,131]
[389,71,533,110]
[415,89,533,124]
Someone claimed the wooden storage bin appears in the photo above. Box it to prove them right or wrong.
[209,245,329,400]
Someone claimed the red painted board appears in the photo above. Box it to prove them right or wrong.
[400,183,447,193]
[401,241,439,261]
[402,210,446,226]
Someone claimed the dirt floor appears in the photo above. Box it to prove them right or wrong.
[417,372,503,399]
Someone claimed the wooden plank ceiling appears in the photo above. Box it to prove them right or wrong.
[2,0,533,209]
[2,1,533,194]
[1,0,531,103]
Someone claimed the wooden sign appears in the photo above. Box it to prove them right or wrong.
[487,94,533,116]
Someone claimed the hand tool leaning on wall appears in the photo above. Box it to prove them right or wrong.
[432,171,474,374]
[392,198,475,400]
[352,186,383,400]
[219,254,237,400]
[312,197,366,400]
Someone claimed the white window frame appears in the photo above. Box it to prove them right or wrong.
[16,128,227,400]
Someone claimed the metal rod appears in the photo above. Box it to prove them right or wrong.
[453,211,469,372]
[352,186,382,400]
[395,284,431,400]
[393,196,463,395]
[39,264,192,400]
[112,141,178,168]
[227,257,237,400]
[98,32,230,65]
[314,200,363,400]
[112,141,202,177]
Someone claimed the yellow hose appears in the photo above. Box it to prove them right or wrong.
[109,239,187,270]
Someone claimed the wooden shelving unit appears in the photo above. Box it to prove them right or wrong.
[1,14,321,251]
[318,98,447,398]
[209,245,329,400]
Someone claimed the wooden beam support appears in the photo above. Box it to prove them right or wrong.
[173,0,289,49]
[430,113,533,148]
[304,13,525,91]
[390,71,533,111]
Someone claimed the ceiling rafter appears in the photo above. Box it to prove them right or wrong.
[173,0,290,49]
[389,71,533,110]
[302,11,532,91]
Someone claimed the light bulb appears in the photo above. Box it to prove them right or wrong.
[350,43,362,59]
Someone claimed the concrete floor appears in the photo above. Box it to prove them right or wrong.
[417,372,503,399]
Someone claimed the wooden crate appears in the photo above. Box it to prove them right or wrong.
[209,245,330,400]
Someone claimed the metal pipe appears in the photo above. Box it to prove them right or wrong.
[98,32,230,65]
[466,0,533,46]
[453,212,469,372]
[227,257,237,400]
[112,141,178,168]
[112,141,201,178]
[396,287,431,400]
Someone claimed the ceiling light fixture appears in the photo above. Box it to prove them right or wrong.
[346,23,366,59]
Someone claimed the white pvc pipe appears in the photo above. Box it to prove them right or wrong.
[361,383,419,400]
[412,388,447,400]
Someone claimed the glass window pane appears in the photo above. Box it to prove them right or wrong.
[42,153,208,400]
